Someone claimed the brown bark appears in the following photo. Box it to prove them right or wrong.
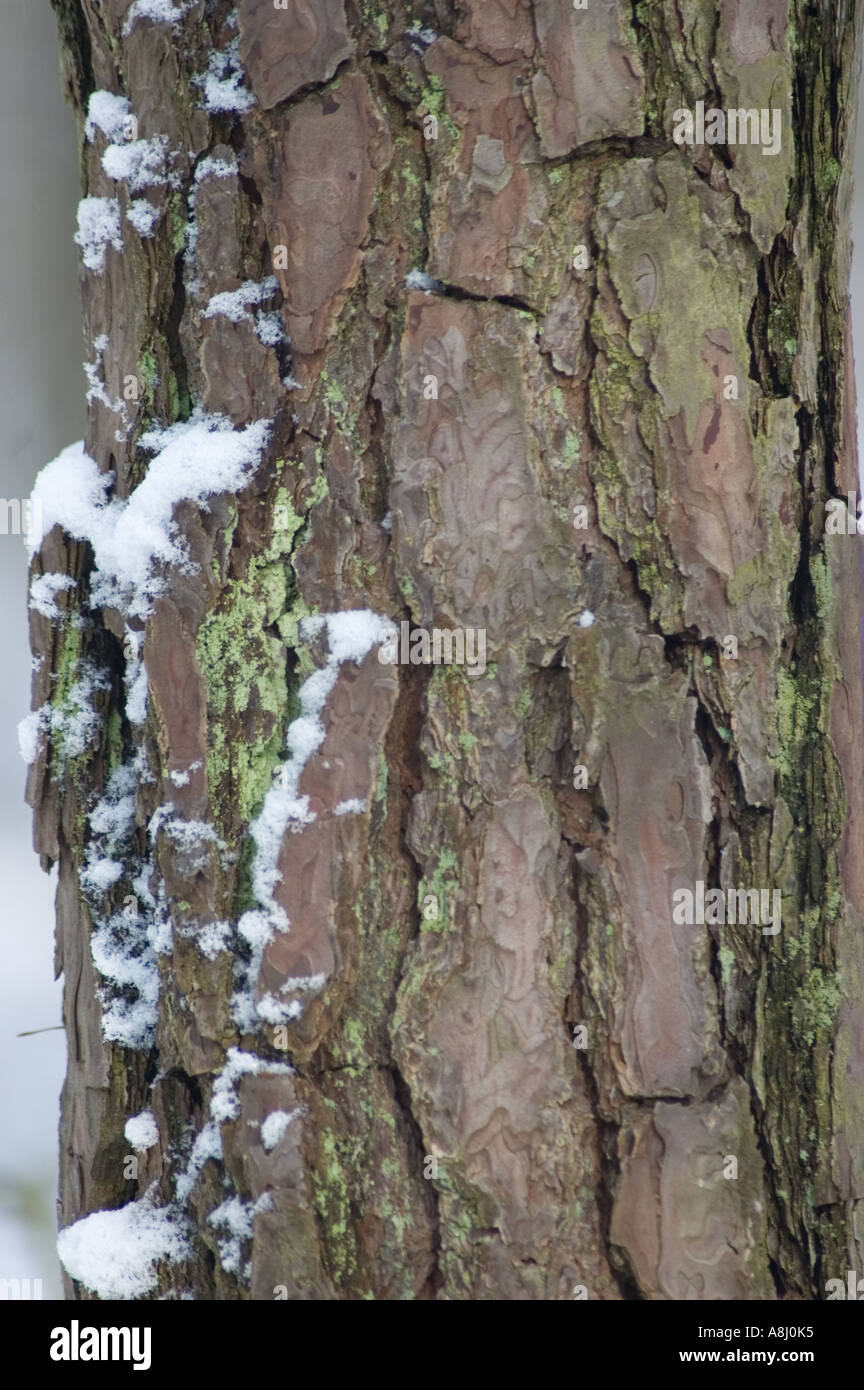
[29,0,864,1299]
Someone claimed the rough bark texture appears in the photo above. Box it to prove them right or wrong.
[31,0,864,1299]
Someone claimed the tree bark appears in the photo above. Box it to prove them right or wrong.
[30,0,864,1299]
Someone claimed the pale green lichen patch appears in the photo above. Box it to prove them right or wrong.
[417,847,461,933]
[197,486,304,831]
[793,967,842,1047]
[599,154,756,446]
[713,42,795,255]
[311,1129,357,1285]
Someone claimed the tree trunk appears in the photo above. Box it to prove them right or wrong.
[29,0,864,1300]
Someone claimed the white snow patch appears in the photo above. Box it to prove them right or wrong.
[194,154,237,183]
[174,1121,223,1202]
[29,572,75,619]
[202,277,278,325]
[157,816,222,874]
[260,1109,300,1151]
[578,610,596,628]
[80,856,125,895]
[127,198,161,237]
[85,90,133,144]
[88,775,136,844]
[57,1194,189,1299]
[192,919,231,961]
[84,359,115,411]
[195,39,255,114]
[334,798,365,816]
[210,1049,293,1125]
[122,0,194,37]
[84,345,126,416]
[168,761,202,787]
[102,135,172,193]
[18,706,49,765]
[29,664,110,766]
[79,765,165,1049]
[149,917,173,956]
[404,269,444,294]
[125,1110,159,1151]
[255,311,286,348]
[233,611,386,1031]
[125,659,149,725]
[174,1051,292,1206]
[27,413,272,618]
[279,973,326,995]
[407,26,438,51]
[90,913,161,1047]
[208,1193,272,1275]
[255,994,303,1025]
[75,197,123,273]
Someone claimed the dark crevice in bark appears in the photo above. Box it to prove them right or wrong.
[571,938,644,1299]
[380,660,441,1294]
[50,0,95,120]
[747,236,801,399]
[390,1058,443,1298]
[694,702,737,1070]
[553,653,639,1298]
[580,1058,645,1300]
[408,278,539,316]
[257,58,358,119]
[747,1081,810,1297]
[165,248,192,423]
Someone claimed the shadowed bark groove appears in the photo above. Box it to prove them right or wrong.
[29,0,864,1299]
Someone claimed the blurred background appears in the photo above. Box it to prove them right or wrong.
[0,2,81,1298]
[1,6,863,1302]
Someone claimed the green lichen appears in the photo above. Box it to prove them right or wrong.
[105,708,123,773]
[816,156,841,201]
[49,625,102,779]
[311,1131,357,1284]
[418,847,461,932]
[420,75,460,143]
[810,553,831,622]
[374,749,388,804]
[197,487,304,831]
[718,945,735,988]
[793,968,842,1047]
[169,193,187,254]
[138,349,158,391]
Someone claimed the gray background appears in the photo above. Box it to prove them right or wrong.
[0,2,81,1297]
[0,4,862,1297]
